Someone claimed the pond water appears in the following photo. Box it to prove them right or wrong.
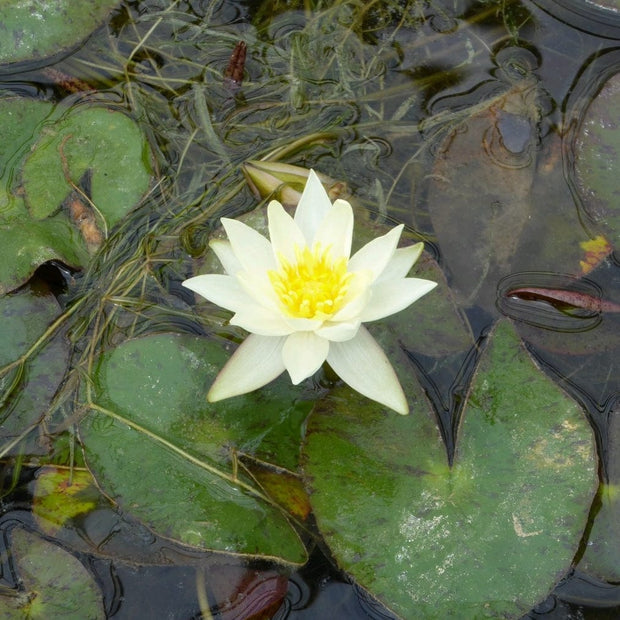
[0,0,619,618]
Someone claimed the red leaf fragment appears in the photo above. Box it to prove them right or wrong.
[214,569,289,619]
[224,41,247,89]
[507,287,620,313]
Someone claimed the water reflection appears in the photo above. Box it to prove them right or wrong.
[0,0,619,617]
[533,0,620,39]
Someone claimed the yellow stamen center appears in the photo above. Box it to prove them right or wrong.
[268,243,352,319]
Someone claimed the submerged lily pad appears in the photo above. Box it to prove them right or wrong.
[2,528,104,619]
[303,320,597,618]
[0,286,70,455]
[80,333,310,562]
[426,79,540,309]
[573,71,620,243]
[0,0,120,65]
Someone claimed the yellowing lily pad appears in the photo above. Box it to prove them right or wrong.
[0,0,120,65]
[33,467,100,536]
[303,320,597,618]
[2,528,104,619]
[80,333,311,563]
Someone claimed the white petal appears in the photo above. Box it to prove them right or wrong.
[282,316,324,332]
[282,331,329,384]
[182,274,250,312]
[316,320,360,342]
[267,200,306,264]
[327,325,408,415]
[329,270,372,322]
[230,304,295,336]
[209,239,242,275]
[329,289,369,322]
[313,199,353,258]
[207,334,286,401]
[348,224,404,282]
[236,269,281,311]
[361,277,438,322]
[294,169,333,244]
[221,217,276,273]
[376,243,424,283]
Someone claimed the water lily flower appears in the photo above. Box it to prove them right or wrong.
[183,170,437,414]
[242,159,350,206]
[242,160,306,206]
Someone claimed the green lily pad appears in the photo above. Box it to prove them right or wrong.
[2,528,104,619]
[573,71,620,243]
[0,0,120,65]
[0,98,54,228]
[23,106,152,227]
[0,217,88,295]
[0,286,70,455]
[0,99,52,219]
[0,98,152,293]
[303,320,597,618]
[80,333,310,562]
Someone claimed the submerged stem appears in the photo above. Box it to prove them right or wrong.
[87,402,274,505]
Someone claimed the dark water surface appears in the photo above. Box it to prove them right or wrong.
[0,0,619,618]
